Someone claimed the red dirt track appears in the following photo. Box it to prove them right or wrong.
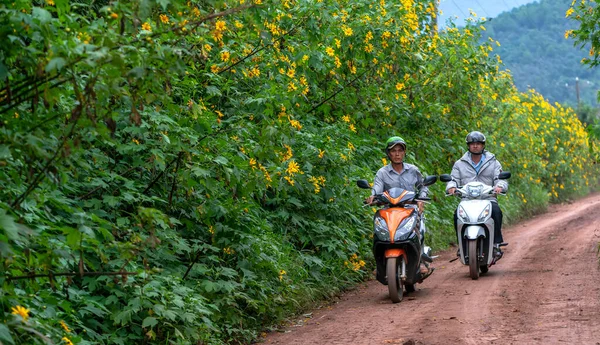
[263,193,600,345]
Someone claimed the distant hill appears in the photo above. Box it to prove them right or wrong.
[438,0,536,27]
[480,0,599,107]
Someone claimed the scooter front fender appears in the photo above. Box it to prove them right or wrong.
[385,248,407,260]
[464,225,486,240]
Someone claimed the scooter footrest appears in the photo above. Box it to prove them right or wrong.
[498,242,509,247]
[421,253,433,263]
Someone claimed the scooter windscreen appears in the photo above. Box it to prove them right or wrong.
[383,187,416,205]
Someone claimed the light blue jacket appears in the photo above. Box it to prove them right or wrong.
[445,151,508,201]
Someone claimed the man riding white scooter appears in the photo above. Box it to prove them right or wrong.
[445,131,509,257]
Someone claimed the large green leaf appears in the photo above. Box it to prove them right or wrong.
[142,317,158,328]
[45,58,67,73]
[0,210,18,241]
[0,324,15,345]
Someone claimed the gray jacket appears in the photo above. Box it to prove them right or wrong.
[371,163,429,197]
[445,151,508,201]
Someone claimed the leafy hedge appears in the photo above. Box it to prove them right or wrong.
[0,1,597,344]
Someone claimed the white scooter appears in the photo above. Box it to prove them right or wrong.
[439,172,511,280]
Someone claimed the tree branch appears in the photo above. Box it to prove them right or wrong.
[308,68,372,114]
[168,152,183,206]
[6,270,138,281]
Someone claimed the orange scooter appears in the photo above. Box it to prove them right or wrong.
[357,176,437,303]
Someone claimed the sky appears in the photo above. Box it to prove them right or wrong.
[438,0,539,27]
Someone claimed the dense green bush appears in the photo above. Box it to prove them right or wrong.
[0,1,597,344]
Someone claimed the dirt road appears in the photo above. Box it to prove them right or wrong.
[264,193,600,345]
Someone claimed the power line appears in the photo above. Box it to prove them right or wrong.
[501,0,513,12]
[450,0,468,19]
[473,0,490,18]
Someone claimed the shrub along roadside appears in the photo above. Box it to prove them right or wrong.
[0,1,598,344]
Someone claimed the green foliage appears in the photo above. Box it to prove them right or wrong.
[569,0,600,67]
[0,1,598,344]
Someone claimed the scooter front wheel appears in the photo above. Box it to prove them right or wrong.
[386,257,403,303]
[468,239,480,280]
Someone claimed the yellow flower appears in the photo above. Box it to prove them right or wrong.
[220,51,230,62]
[110,12,118,19]
[325,47,335,57]
[565,8,574,18]
[289,117,302,130]
[395,82,405,91]
[334,56,342,68]
[235,20,244,29]
[11,306,30,322]
[342,114,350,123]
[141,22,152,31]
[46,0,55,5]
[62,337,74,345]
[286,160,301,175]
[60,320,71,333]
[280,144,293,161]
[318,149,325,159]
[204,44,212,52]
[215,20,227,32]
[279,269,286,280]
[160,14,169,24]
[342,25,353,36]
[287,81,298,92]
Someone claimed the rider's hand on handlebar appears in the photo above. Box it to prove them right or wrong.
[493,186,503,194]
[365,195,375,205]
[447,187,456,195]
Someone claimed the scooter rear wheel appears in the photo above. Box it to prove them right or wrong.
[468,239,480,280]
[386,257,403,303]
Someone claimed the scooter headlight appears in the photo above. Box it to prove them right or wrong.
[394,214,417,241]
[374,216,390,241]
[467,184,483,197]
[458,205,469,222]
[478,204,491,222]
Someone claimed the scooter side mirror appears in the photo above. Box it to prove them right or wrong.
[422,175,438,187]
[356,179,372,189]
[439,174,453,183]
[498,171,511,180]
